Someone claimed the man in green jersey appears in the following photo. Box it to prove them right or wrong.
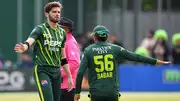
[74,25,171,101]
[14,1,73,101]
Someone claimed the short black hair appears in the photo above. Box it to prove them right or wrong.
[95,34,108,41]
[92,25,109,41]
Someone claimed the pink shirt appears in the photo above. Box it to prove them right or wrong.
[60,33,80,89]
[0,61,2,68]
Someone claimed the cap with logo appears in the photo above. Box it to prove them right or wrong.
[91,25,109,37]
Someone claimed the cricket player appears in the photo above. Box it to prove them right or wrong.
[14,2,73,101]
[74,25,171,101]
[59,17,80,101]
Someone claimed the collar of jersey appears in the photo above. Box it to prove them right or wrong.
[45,22,60,30]
[95,41,107,45]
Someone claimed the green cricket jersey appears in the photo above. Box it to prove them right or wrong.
[29,22,66,67]
[76,42,157,94]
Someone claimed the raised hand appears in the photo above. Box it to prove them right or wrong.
[156,60,171,65]
[14,43,28,53]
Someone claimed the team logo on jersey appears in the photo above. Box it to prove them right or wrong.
[44,40,61,47]
[41,80,48,86]
[43,34,53,39]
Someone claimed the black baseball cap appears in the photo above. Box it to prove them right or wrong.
[59,17,74,31]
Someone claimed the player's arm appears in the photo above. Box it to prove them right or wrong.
[60,41,68,77]
[14,27,41,53]
[74,50,88,101]
[61,43,80,78]
[61,48,72,78]
[60,30,71,77]
[75,50,88,95]
[118,46,171,65]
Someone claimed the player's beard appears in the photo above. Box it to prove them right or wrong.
[49,15,59,23]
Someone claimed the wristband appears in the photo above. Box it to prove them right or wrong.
[23,42,30,50]
[61,58,68,66]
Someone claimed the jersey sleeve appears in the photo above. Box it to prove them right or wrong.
[28,26,42,40]
[117,46,157,65]
[75,50,88,94]
[61,30,66,48]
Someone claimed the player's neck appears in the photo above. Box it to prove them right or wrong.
[47,20,58,28]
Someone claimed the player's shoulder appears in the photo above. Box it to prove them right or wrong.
[31,24,43,33]
[107,43,119,48]
[59,26,65,32]
[36,22,50,29]
[58,25,66,34]
[108,43,125,51]
[34,23,44,31]
[57,24,64,31]
[84,44,94,50]
[84,44,96,52]
[36,23,44,28]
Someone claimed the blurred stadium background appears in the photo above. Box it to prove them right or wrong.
[0,0,180,101]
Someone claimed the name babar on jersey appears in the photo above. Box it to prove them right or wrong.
[92,46,113,79]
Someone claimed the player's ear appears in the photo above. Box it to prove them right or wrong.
[45,12,49,18]
[93,36,97,42]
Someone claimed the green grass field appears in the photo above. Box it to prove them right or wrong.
[0,92,179,101]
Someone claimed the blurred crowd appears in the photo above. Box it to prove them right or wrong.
[76,29,180,65]
[0,29,180,69]
[135,29,180,64]
[0,50,34,69]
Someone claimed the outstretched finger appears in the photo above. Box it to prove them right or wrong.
[15,44,23,48]
[14,47,20,51]
[166,61,171,64]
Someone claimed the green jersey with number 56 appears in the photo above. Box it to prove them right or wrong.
[76,42,157,94]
